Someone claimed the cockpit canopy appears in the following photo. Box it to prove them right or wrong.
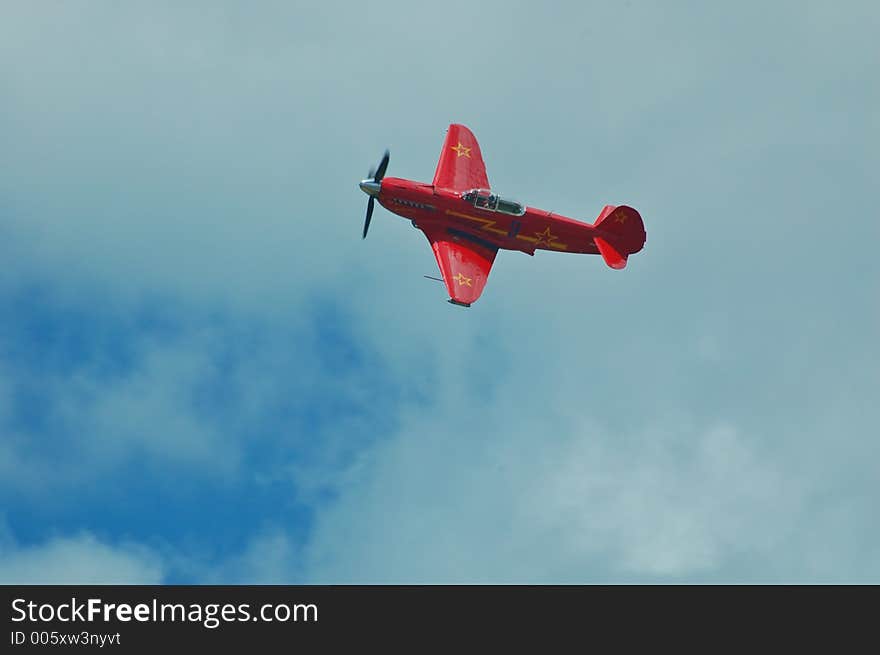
[461,189,525,216]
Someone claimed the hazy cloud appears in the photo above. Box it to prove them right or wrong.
[0,532,164,584]
[1,1,877,583]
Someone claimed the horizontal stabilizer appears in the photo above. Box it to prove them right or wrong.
[594,236,627,269]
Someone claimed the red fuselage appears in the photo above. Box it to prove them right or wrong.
[376,177,605,257]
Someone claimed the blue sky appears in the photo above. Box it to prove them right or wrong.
[1,1,878,583]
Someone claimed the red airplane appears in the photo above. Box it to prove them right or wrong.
[359,124,646,307]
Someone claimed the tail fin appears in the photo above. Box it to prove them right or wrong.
[593,205,646,269]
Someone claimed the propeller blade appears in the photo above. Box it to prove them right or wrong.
[362,196,374,239]
[374,150,390,181]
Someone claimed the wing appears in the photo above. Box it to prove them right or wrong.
[421,226,497,307]
[432,123,490,192]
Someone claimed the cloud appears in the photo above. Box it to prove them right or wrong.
[197,531,301,585]
[0,321,239,493]
[0,293,403,499]
[0,532,164,584]
[301,381,805,583]
[1,1,878,584]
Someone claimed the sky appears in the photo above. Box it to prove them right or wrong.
[1,1,878,583]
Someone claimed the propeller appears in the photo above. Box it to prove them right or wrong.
[359,150,389,239]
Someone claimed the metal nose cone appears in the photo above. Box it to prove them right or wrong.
[359,179,381,197]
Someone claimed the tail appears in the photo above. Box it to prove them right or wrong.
[592,205,646,269]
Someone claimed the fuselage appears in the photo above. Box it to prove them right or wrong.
[373,177,603,257]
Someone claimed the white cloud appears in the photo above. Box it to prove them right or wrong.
[0,329,241,494]
[65,334,238,469]
[524,423,792,577]
[302,403,803,582]
[198,531,300,585]
[0,533,164,584]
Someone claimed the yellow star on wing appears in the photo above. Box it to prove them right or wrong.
[451,142,471,158]
[453,272,473,287]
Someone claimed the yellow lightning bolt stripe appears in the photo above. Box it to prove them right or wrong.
[444,210,569,249]
[445,209,509,236]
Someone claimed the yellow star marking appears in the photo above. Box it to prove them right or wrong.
[453,272,473,287]
[451,141,471,158]
[515,233,568,250]
[532,226,558,247]
[614,211,628,224]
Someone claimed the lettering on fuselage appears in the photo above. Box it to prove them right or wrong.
[391,197,435,211]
